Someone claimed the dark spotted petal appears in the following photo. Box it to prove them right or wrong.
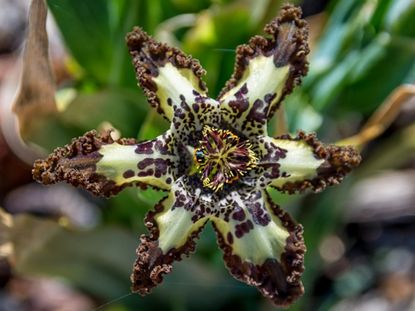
[218,4,308,138]
[126,27,220,138]
[33,130,176,197]
[256,132,361,193]
[210,188,305,306]
[131,178,208,294]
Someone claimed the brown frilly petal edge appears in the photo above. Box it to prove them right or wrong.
[131,198,208,294]
[276,131,362,194]
[126,27,207,117]
[217,4,309,117]
[212,191,305,306]
[32,130,142,198]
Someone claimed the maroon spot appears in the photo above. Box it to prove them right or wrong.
[234,83,248,99]
[264,93,276,104]
[137,158,154,169]
[174,193,188,208]
[174,107,186,119]
[260,142,288,180]
[232,207,246,221]
[235,229,243,238]
[192,104,199,113]
[135,141,154,154]
[227,232,234,244]
[138,169,154,177]
[263,142,287,161]
[166,177,172,184]
[249,202,271,226]
[241,222,249,232]
[154,158,170,177]
[123,170,135,179]
[263,163,280,179]
[224,210,232,222]
[235,220,254,238]
[245,99,267,125]
[240,83,248,95]
[191,214,200,222]
[154,139,170,155]
[229,99,249,118]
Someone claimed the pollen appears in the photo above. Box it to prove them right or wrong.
[193,125,258,191]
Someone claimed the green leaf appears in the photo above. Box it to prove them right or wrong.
[383,0,415,37]
[10,214,136,299]
[182,6,252,96]
[337,33,415,113]
[60,88,148,138]
[47,0,113,84]
[137,110,169,140]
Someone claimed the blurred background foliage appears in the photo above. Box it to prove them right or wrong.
[0,0,415,310]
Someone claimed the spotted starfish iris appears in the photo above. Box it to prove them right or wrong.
[33,5,361,306]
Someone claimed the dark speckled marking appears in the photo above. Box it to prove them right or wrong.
[232,207,246,221]
[123,170,135,179]
[154,139,170,155]
[227,83,250,119]
[259,141,288,180]
[249,202,271,226]
[135,141,154,154]
[264,93,277,104]
[192,104,199,113]
[245,99,268,124]
[227,232,234,244]
[137,158,172,179]
[137,158,154,170]
[138,169,154,177]
[154,159,169,177]
[235,219,254,238]
[229,99,249,119]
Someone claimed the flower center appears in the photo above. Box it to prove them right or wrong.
[193,125,258,192]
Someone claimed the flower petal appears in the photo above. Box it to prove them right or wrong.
[33,130,177,197]
[256,132,361,192]
[131,178,208,294]
[126,27,220,137]
[210,188,305,306]
[218,4,309,138]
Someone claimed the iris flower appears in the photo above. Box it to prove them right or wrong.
[33,5,360,306]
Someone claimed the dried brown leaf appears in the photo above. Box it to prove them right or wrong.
[12,0,57,140]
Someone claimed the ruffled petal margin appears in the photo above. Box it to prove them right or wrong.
[126,27,221,141]
[131,178,208,294]
[33,130,177,196]
[218,4,309,138]
[256,131,361,192]
[210,188,305,306]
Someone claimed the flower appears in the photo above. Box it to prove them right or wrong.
[32,5,361,306]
